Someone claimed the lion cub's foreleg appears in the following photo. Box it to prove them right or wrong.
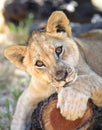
[11,89,35,130]
[11,80,55,130]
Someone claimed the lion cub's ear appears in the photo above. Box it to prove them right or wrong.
[4,45,27,70]
[46,11,72,36]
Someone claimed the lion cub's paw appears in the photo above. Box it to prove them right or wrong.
[57,87,89,120]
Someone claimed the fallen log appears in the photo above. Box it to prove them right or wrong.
[30,93,99,130]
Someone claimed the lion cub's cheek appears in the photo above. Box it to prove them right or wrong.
[63,47,79,67]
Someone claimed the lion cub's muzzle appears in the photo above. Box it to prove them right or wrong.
[54,66,77,86]
[51,65,77,90]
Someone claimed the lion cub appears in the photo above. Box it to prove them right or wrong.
[4,11,102,130]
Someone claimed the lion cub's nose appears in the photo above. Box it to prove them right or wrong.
[55,70,68,81]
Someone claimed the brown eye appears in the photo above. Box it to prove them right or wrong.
[55,46,63,57]
[35,60,45,67]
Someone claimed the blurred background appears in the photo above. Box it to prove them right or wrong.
[0,0,102,130]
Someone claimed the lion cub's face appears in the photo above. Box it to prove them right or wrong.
[4,11,79,89]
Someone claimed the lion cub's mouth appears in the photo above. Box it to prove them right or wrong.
[53,71,77,92]
[64,81,74,88]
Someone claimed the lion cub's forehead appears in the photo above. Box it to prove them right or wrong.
[27,32,65,48]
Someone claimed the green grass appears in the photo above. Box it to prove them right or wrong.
[0,99,12,130]
[5,99,12,130]
[8,13,34,43]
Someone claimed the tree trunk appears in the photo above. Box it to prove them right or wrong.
[29,93,102,130]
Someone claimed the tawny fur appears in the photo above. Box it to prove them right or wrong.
[4,11,102,130]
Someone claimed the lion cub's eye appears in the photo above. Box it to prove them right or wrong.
[35,60,45,67]
[55,46,63,57]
